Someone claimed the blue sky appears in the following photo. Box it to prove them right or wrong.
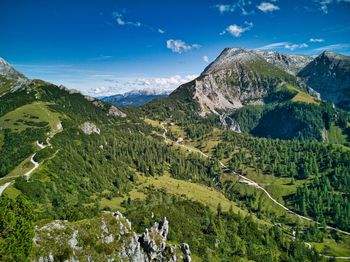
[1,0,349,96]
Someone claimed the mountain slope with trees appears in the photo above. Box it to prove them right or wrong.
[1,51,350,261]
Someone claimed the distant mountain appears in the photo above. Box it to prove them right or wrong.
[298,50,350,111]
[101,88,171,107]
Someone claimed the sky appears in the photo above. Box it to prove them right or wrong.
[0,0,349,96]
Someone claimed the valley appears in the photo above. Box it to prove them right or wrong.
[1,48,350,261]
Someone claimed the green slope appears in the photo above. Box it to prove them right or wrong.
[1,70,349,261]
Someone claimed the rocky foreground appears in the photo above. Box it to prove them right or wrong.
[32,211,191,262]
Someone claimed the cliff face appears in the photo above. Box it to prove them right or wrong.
[171,48,299,115]
[32,211,191,262]
[298,50,350,111]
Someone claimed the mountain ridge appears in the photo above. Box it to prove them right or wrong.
[298,50,350,110]
[101,88,171,107]
[171,47,303,115]
[0,52,350,261]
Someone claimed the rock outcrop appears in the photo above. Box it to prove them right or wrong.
[254,50,312,75]
[170,48,299,116]
[220,114,241,133]
[0,57,27,80]
[32,211,192,262]
[80,122,100,135]
[107,105,127,118]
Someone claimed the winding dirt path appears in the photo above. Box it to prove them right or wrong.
[23,153,40,181]
[0,182,11,196]
[0,138,52,196]
[159,123,350,258]
[160,122,350,237]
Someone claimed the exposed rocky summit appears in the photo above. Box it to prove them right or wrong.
[32,211,191,262]
[171,48,299,115]
[254,50,312,75]
[298,50,350,111]
[0,57,27,80]
[0,57,31,96]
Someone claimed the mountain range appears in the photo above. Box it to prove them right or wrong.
[0,48,350,261]
[101,88,171,107]
[171,48,349,115]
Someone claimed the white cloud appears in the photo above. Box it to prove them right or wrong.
[221,22,253,37]
[257,2,280,12]
[113,11,164,33]
[166,39,201,54]
[214,1,254,15]
[203,56,209,63]
[94,74,199,96]
[116,17,125,25]
[259,42,309,51]
[315,0,350,14]
[113,12,142,27]
[313,43,350,51]
[215,4,235,13]
[309,38,325,42]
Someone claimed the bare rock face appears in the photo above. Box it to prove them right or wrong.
[180,243,191,262]
[32,212,191,262]
[0,57,27,80]
[80,122,100,135]
[171,48,297,116]
[220,114,241,133]
[254,50,312,75]
[0,57,32,96]
[138,217,169,260]
[108,105,127,118]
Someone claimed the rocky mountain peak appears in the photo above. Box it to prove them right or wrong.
[202,48,261,75]
[298,50,350,110]
[319,50,350,62]
[0,57,26,80]
[172,47,299,115]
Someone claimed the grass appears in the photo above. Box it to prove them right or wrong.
[189,128,223,155]
[0,76,15,96]
[243,168,310,203]
[283,83,319,105]
[4,155,34,179]
[100,189,146,211]
[3,185,21,199]
[168,123,186,138]
[0,101,62,132]
[140,173,247,215]
[100,173,248,216]
[328,123,348,145]
[144,118,163,129]
[311,236,350,257]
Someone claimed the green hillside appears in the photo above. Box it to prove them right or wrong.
[1,64,350,261]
